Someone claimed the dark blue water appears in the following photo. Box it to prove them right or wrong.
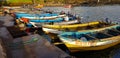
[43,5,120,58]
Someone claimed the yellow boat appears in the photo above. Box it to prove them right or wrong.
[42,21,114,34]
[58,25,120,52]
[42,21,108,30]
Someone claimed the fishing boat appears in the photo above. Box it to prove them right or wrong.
[29,17,64,23]
[19,17,64,23]
[42,21,113,34]
[15,12,66,19]
[18,17,64,28]
[30,19,80,27]
[23,14,66,19]
[42,21,102,29]
[58,25,120,52]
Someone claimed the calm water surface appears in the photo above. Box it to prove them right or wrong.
[43,5,120,58]
[43,5,120,24]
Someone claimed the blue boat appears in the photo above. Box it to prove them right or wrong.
[15,12,63,19]
[29,17,64,23]
[15,12,32,19]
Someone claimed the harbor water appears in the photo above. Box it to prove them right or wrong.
[43,5,120,24]
[42,5,120,58]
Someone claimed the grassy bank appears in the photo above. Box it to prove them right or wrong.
[7,0,32,6]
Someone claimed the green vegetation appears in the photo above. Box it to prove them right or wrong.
[3,0,84,6]
[1,0,120,6]
[7,0,32,6]
[7,0,32,3]
[1,0,45,6]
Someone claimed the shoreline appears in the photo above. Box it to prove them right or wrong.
[1,4,120,7]
[1,3,120,7]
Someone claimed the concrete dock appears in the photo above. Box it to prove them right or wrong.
[0,39,6,58]
[0,27,71,58]
[0,7,72,58]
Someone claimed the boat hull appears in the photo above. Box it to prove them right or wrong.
[58,25,120,52]
[15,12,66,19]
[42,21,101,29]
[30,19,79,28]
[42,25,118,34]
[61,36,120,52]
